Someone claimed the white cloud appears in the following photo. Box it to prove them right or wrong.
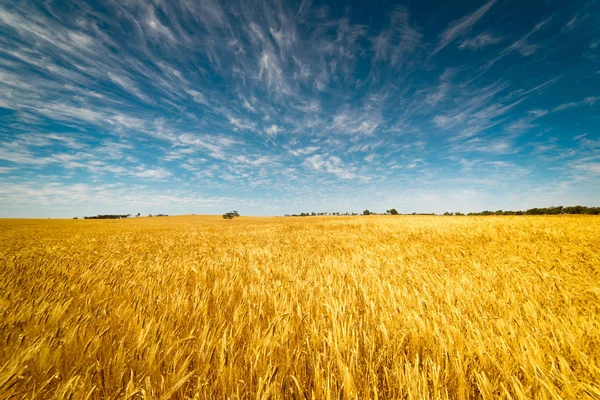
[144,6,175,42]
[133,168,172,179]
[528,109,548,117]
[573,162,600,175]
[303,154,357,179]
[505,119,536,134]
[265,125,281,137]
[364,154,377,163]
[371,7,422,69]
[553,102,578,112]
[433,95,526,140]
[228,115,257,132]
[516,43,541,57]
[288,146,320,156]
[186,90,209,105]
[455,138,513,154]
[176,134,239,160]
[580,138,600,150]
[231,155,273,166]
[330,110,380,136]
[0,144,55,165]
[484,16,553,71]
[563,14,585,32]
[433,0,497,55]
[107,72,152,103]
[459,33,502,50]
[553,96,600,112]
[504,108,548,134]
[258,50,288,95]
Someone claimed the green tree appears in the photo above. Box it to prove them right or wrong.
[363,209,371,216]
[222,210,240,219]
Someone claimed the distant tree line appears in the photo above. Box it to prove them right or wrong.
[283,206,599,217]
[286,212,360,217]
[456,206,600,216]
[83,214,131,219]
[80,213,169,219]
[284,210,435,217]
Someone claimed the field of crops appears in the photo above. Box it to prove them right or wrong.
[1,215,599,399]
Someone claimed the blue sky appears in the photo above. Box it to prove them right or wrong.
[0,0,599,217]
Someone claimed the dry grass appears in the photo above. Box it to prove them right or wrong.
[1,215,599,399]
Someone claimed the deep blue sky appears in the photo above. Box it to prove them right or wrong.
[1,0,599,217]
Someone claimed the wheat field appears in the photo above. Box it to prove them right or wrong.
[1,215,599,399]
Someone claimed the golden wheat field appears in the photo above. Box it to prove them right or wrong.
[1,215,600,399]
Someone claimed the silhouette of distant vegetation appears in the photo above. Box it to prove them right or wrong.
[284,206,599,217]
[286,212,360,217]
[75,206,598,220]
[83,214,131,219]
[80,213,169,219]
[223,210,240,219]
[462,206,600,215]
[284,211,435,217]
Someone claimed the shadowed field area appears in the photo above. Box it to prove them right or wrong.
[1,215,599,399]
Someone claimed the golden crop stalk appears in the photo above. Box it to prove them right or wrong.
[0,215,599,399]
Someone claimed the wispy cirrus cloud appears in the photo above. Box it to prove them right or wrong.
[432,0,497,55]
[303,154,358,180]
[483,16,554,71]
[0,0,598,216]
[459,33,503,50]
[371,6,422,71]
[553,96,600,112]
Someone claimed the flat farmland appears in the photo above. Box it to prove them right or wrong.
[1,215,599,399]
